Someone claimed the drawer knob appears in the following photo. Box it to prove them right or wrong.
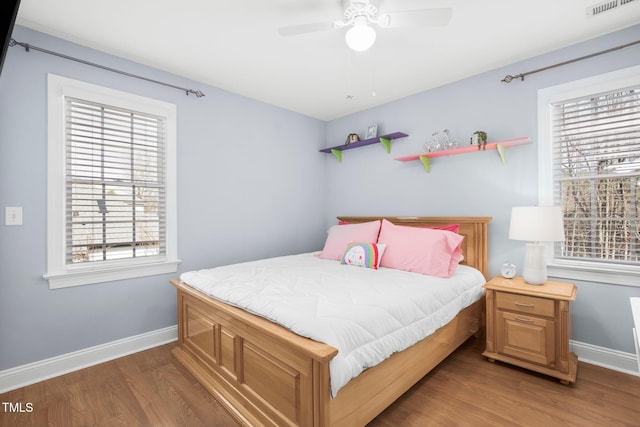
[514,316,534,323]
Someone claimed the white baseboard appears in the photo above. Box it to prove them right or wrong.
[1,331,636,394]
[0,325,177,393]
[571,340,639,377]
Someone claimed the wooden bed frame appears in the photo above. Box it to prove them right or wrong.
[170,216,491,426]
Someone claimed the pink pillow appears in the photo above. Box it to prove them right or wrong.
[318,220,381,260]
[377,219,464,278]
[426,223,460,233]
[342,220,459,234]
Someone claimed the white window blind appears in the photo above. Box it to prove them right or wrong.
[551,84,640,266]
[66,97,166,265]
[47,74,178,288]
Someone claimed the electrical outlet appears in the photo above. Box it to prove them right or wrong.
[5,207,23,226]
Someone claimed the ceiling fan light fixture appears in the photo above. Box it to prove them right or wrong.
[345,20,376,52]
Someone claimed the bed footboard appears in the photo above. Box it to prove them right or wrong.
[172,280,338,427]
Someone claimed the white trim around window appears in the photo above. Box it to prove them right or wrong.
[45,74,179,289]
[538,64,640,287]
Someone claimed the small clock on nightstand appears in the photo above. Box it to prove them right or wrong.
[501,261,517,279]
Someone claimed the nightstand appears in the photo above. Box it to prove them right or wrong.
[482,276,578,384]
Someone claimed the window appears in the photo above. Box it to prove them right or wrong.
[46,74,178,288]
[538,65,640,286]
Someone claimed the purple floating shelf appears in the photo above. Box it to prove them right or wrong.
[319,132,408,154]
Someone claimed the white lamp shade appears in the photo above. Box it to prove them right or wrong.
[345,21,376,52]
[509,206,564,242]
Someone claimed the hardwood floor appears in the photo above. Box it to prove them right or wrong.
[0,344,239,427]
[1,338,638,426]
[369,338,640,427]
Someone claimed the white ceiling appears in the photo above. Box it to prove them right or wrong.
[14,0,640,121]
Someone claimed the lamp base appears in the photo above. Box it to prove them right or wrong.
[522,242,547,285]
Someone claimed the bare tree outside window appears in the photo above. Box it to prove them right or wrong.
[552,87,640,266]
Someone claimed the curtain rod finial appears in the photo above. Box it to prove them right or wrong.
[186,89,205,97]
[501,73,525,84]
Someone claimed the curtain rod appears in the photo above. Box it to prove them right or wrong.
[501,39,640,84]
[9,38,205,97]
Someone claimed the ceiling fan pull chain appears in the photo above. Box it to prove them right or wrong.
[345,44,353,100]
[371,44,377,97]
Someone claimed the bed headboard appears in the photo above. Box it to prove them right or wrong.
[336,216,491,279]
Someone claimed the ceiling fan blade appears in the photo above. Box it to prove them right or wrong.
[277,21,337,36]
[382,8,452,28]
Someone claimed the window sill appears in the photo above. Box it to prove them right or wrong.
[548,262,640,287]
[44,259,181,289]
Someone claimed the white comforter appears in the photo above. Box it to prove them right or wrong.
[180,253,485,397]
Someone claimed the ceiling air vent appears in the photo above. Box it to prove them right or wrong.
[587,0,638,16]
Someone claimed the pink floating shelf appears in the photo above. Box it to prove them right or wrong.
[394,137,532,172]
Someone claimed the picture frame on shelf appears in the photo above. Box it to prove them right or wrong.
[366,124,378,139]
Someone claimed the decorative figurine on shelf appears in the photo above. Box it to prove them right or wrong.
[471,131,488,150]
[423,129,458,152]
[345,133,360,145]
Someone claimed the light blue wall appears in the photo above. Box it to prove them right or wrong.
[325,25,640,353]
[0,26,327,370]
[1,24,639,372]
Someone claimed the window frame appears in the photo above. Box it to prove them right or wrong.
[538,65,640,287]
[45,74,179,289]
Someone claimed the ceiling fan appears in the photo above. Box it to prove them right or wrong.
[277,0,452,52]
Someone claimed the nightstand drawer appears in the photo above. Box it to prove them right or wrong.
[496,292,555,317]
[497,311,555,367]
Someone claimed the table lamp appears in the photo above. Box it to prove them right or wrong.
[509,206,564,285]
